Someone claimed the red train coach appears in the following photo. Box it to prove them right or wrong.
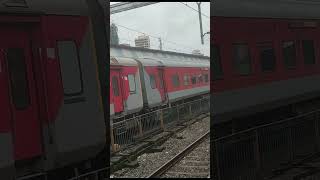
[212,0,320,128]
[0,0,108,179]
[110,45,210,121]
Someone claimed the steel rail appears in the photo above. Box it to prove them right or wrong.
[147,131,210,178]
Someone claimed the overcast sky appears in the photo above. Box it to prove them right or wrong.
[110,2,210,56]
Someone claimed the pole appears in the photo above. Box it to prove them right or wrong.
[159,38,163,50]
[197,2,204,45]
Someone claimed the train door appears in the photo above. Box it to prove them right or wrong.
[0,27,42,160]
[110,69,124,113]
[158,68,167,103]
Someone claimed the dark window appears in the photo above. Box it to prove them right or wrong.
[212,45,223,80]
[57,41,83,95]
[198,74,203,83]
[7,48,30,109]
[150,74,156,89]
[159,71,164,88]
[191,75,197,84]
[184,74,189,86]
[128,74,136,94]
[258,42,276,72]
[204,74,209,83]
[112,76,119,96]
[302,40,316,65]
[282,41,296,68]
[172,74,180,87]
[233,43,252,75]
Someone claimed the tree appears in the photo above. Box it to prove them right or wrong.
[110,23,119,45]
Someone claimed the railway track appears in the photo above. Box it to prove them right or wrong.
[147,131,210,178]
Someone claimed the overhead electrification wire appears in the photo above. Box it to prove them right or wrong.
[179,2,210,19]
[113,23,198,51]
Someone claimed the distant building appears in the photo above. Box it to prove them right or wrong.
[192,49,204,56]
[135,34,150,48]
[110,23,119,45]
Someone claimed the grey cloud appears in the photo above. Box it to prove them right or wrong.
[110,2,210,56]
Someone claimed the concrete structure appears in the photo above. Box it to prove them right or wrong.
[135,34,150,49]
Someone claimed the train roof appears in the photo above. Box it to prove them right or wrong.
[110,56,209,68]
[110,56,138,67]
[213,0,320,19]
[110,45,210,68]
[0,0,105,15]
[137,57,209,68]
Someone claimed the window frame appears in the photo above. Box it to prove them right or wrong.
[282,40,297,69]
[56,40,84,97]
[128,74,136,94]
[232,42,252,76]
[172,74,180,88]
[183,74,189,86]
[150,74,157,89]
[302,40,316,65]
[212,45,224,80]
[112,76,120,96]
[204,73,209,83]
[191,75,197,85]
[257,42,277,73]
[198,74,203,83]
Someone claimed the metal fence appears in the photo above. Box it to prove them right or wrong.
[213,110,320,180]
[111,97,210,153]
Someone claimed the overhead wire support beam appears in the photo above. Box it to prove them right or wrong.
[110,2,159,14]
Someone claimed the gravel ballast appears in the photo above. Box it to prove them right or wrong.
[111,116,210,178]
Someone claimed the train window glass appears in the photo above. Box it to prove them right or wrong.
[204,74,209,83]
[198,74,203,83]
[6,48,30,109]
[159,71,164,88]
[150,74,156,89]
[233,43,252,75]
[57,41,83,96]
[184,74,189,86]
[128,74,136,94]
[112,76,119,96]
[172,74,180,87]
[258,42,276,72]
[282,41,296,68]
[213,45,223,80]
[302,40,316,65]
[191,75,197,84]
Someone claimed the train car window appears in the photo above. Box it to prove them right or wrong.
[198,74,203,83]
[302,40,316,65]
[159,71,164,88]
[6,48,30,109]
[258,42,276,72]
[213,45,223,80]
[57,41,83,96]
[233,43,252,75]
[184,74,189,86]
[191,75,197,84]
[150,74,156,89]
[282,41,296,68]
[172,74,180,87]
[204,74,209,83]
[112,76,119,96]
[128,74,136,94]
